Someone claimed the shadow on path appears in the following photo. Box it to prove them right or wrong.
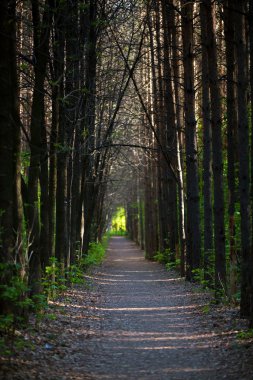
[81,237,245,380]
[2,237,252,380]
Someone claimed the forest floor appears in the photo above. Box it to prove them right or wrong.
[1,236,253,379]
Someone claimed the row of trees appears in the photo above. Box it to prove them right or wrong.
[125,0,253,325]
[0,0,146,310]
[0,0,252,327]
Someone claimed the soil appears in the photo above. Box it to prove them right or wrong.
[1,236,253,379]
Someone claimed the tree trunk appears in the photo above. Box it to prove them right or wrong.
[200,2,213,286]
[40,106,50,269]
[235,0,253,320]
[28,0,53,293]
[181,0,201,280]
[54,2,67,267]
[224,0,238,300]
[48,89,57,259]
[171,5,186,275]
[249,0,253,325]
[204,0,226,294]
[161,0,178,261]
[82,0,98,254]
[0,0,17,262]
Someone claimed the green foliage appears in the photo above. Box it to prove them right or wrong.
[0,334,33,356]
[31,294,48,313]
[154,249,180,271]
[0,263,48,354]
[191,268,209,288]
[0,235,109,355]
[0,262,49,326]
[43,236,109,298]
[202,305,211,314]
[166,259,180,271]
[110,207,126,235]
[54,142,70,154]
[42,257,67,300]
[65,265,84,285]
[109,229,127,236]
[154,249,170,264]
[154,248,179,266]
[81,241,106,268]
[0,314,14,335]
[0,263,31,322]
[237,329,253,340]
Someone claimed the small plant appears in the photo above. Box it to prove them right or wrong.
[65,264,84,285]
[154,248,171,264]
[81,241,106,268]
[202,304,211,314]
[191,268,214,289]
[42,257,67,300]
[0,263,32,334]
[237,329,253,340]
[166,258,180,271]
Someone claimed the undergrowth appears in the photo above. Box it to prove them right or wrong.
[109,229,127,236]
[0,236,109,356]
[154,249,180,270]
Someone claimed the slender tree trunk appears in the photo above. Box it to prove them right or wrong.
[171,5,186,275]
[149,5,168,254]
[65,0,79,265]
[235,0,253,320]
[82,0,98,254]
[181,0,201,280]
[28,0,53,293]
[48,90,57,259]
[249,2,253,314]
[54,1,68,268]
[224,0,237,300]
[200,2,213,285]
[40,106,50,269]
[161,0,178,261]
[204,0,226,294]
[0,0,17,262]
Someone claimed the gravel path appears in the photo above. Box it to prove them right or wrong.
[82,237,252,379]
[2,236,253,379]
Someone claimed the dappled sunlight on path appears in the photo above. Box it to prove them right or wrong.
[3,237,252,380]
[81,237,243,379]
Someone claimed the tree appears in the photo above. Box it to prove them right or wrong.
[234,0,253,320]
[181,0,201,280]
[204,0,226,294]
[200,1,213,285]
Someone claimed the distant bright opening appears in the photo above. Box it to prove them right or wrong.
[110,207,127,236]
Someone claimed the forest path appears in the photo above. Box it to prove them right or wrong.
[2,237,253,379]
[80,237,251,379]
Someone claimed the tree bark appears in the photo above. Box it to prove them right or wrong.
[0,0,18,262]
[82,0,98,254]
[54,1,67,267]
[204,0,226,294]
[224,0,238,299]
[200,1,213,285]
[234,0,253,320]
[181,0,201,280]
[27,0,53,293]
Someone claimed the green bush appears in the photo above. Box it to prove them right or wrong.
[81,241,106,268]
[237,329,253,340]
[166,259,180,271]
[42,257,67,300]
[154,248,171,264]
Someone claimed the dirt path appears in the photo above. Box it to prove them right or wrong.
[1,237,253,379]
[81,237,253,379]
